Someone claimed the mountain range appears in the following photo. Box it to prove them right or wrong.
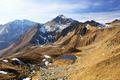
[0,15,120,80]
[0,15,105,51]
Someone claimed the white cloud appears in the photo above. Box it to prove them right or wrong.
[0,0,119,24]
[0,0,93,24]
[64,10,120,23]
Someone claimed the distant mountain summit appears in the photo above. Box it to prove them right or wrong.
[84,20,105,27]
[45,15,78,32]
[110,19,120,23]
[57,14,66,19]
[30,15,81,45]
[0,20,39,50]
[106,19,120,26]
[0,19,37,34]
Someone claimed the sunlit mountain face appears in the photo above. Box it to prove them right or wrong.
[0,0,120,80]
[0,15,73,50]
[0,15,105,51]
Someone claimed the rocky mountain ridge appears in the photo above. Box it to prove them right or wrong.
[0,15,119,80]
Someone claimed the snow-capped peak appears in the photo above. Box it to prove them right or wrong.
[0,19,44,50]
[44,15,76,32]
[58,14,66,19]
[8,19,37,26]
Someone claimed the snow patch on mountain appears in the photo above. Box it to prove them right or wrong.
[39,25,46,33]
[0,27,6,34]
[0,71,8,74]
[58,15,66,19]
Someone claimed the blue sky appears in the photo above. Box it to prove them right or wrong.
[0,0,120,24]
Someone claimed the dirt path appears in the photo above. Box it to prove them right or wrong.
[32,71,41,80]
